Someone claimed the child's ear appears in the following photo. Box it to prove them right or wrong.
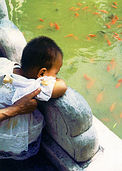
[37,68,47,77]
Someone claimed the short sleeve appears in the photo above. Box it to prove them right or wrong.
[11,75,56,103]
[36,76,56,101]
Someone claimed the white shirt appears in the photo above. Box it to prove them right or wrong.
[0,58,56,159]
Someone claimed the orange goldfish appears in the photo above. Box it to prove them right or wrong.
[105,24,111,29]
[93,12,100,15]
[99,10,108,14]
[86,80,95,89]
[69,7,75,10]
[55,23,60,30]
[117,24,122,28]
[101,118,109,122]
[75,13,79,17]
[112,5,117,8]
[36,25,44,29]
[113,32,119,36]
[96,91,104,103]
[64,34,74,38]
[115,15,119,20]
[110,16,118,25]
[49,22,54,27]
[73,36,78,40]
[74,8,80,11]
[39,18,44,22]
[83,74,91,81]
[107,39,111,46]
[115,82,121,88]
[113,2,117,5]
[89,58,94,63]
[118,79,122,83]
[86,36,91,40]
[82,6,88,10]
[120,113,122,118]
[110,102,116,112]
[107,64,111,72]
[89,34,96,37]
[77,3,82,6]
[110,58,116,69]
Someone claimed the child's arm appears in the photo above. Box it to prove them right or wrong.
[51,78,67,98]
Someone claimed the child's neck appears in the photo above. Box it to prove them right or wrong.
[13,68,23,76]
[13,68,37,79]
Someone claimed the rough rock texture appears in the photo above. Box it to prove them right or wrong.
[39,88,99,162]
[0,0,8,20]
[0,0,26,63]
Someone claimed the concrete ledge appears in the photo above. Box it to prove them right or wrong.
[41,116,122,171]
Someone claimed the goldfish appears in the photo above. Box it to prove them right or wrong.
[113,2,117,5]
[69,7,74,10]
[120,113,122,118]
[110,102,116,112]
[110,58,116,69]
[82,6,88,10]
[105,24,111,29]
[36,25,44,29]
[117,24,122,28]
[49,22,54,27]
[89,34,96,37]
[86,36,91,40]
[113,33,122,41]
[112,5,117,8]
[115,82,121,88]
[39,18,44,22]
[107,64,111,72]
[64,34,78,40]
[99,10,108,14]
[55,23,60,30]
[64,34,74,38]
[86,80,95,89]
[101,118,109,122]
[73,36,78,40]
[107,39,111,46]
[83,74,91,81]
[118,79,122,83]
[89,58,94,63]
[74,8,80,11]
[115,15,119,20]
[75,13,79,17]
[93,12,100,15]
[110,16,118,25]
[113,32,119,36]
[96,91,104,103]
[77,3,82,6]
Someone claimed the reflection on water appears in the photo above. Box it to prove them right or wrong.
[6,0,122,138]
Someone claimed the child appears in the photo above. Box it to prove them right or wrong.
[0,36,67,160]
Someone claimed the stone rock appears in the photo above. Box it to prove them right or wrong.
[39,87,99,162]
[0,0,8,20]
[0,0,26,63]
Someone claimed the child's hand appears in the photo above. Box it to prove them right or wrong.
[51,79,67,98]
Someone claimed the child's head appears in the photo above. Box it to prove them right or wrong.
[21,36,63,79]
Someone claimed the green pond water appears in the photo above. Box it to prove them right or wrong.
[6,0,122,138]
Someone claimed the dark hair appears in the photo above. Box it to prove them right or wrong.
[21,36,63,73]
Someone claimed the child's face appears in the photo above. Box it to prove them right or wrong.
[45,53,62,77]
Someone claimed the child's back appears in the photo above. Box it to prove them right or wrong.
[0,36,67,159]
